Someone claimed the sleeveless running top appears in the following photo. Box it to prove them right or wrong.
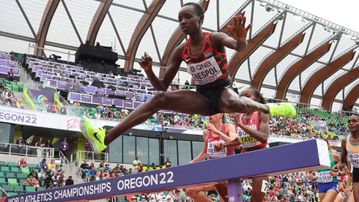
[236,112,267,151]
[346,135,359,168]
[207,124,234,159]
[182,32,228,86]
[317,152,337,183]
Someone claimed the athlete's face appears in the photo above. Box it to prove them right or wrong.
[178,5,202,35]
[348,115,359,133]
[239,88,256,101]
[209,113,223,124]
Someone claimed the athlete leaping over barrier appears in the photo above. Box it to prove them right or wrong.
[79,2,296,154]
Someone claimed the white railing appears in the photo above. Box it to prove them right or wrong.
[0,142,54,159]
[27,43,76,63]
[0,186,8,198]
[59,151,69,165]
[71,150,108,163]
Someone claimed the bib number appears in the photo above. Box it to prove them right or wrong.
[208,140,226,159]
[317,171,333,183]
[187,57,223,85]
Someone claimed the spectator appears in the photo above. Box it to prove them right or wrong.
[95,171,101,181]
[35,137,45,147]
[96,105,105,117]
[15,100,24,108]
[104,163,112,173]
[23,175,39,188]
[97,161,105,171]
[17,158,27,169]
[56,172,65,187]
[1,87,11,105]
[29,168,38,180]
[119,164,128,175]
[60,105,67,115]
[45,139,52,148]
[112,163,121,175]
[59,137,69,157]
[164,157,172,168]
[15,136,25,145]
[65,176,74,186]
[84,141,91,152]
[74,101,80,107]
[87,163,97,179]
[47,159,56,171]
[80,160,90,181]
[94,111,101,119]
[50,103,58,113]
[7,68,14,81]
[38,159,47,171]
[44,172,53,189]
[132,156,142,173]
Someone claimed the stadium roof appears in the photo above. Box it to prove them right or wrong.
[0,0,358,112]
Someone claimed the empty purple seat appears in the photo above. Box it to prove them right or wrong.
[98,88,106,95]
[126,91,134,99]
[102,97,113,106]
[92,96,102,104]
[134,101,143,108]
[114,99,124,107]
[85,86,98,95]
[68,92,81,102]
[81,94,92,103]
[124,100,133,109]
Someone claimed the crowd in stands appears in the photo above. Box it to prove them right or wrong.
[270,107,349,140]
[0,157,72,197]
[0,79,23,108]
[17,158,73,190]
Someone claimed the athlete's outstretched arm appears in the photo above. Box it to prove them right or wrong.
[139,45,183,91]
[340,138,348,168]
[206,123,237,142]
[234,112,270,143]
[191,130,209,163]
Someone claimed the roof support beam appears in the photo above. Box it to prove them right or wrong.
[159,0,210,79]
[123,0,166,72]
[342,84,359,111]
[86,0,113,46]
[15,0,36,38]
[35,0,60,57]
[61,0,83,44]
[228,21,277,77]
[276,41,332,100]
[251,32,305,90]
[299,50,355,105]
[322,66,359,111]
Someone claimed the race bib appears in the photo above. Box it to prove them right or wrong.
[207,140,227,159]
[349,153,359,168]
[237,126,261,149]
[187,56,223,85]
[317,171,333,183]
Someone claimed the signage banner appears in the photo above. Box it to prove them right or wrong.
[0,105,202,135]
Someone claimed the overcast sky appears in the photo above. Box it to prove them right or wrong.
[284,0,359,32]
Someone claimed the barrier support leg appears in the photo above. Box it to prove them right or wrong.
[227,178,243,202]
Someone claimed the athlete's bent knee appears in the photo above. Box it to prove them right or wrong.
[186,188,198,197]
[151,92,169,109]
